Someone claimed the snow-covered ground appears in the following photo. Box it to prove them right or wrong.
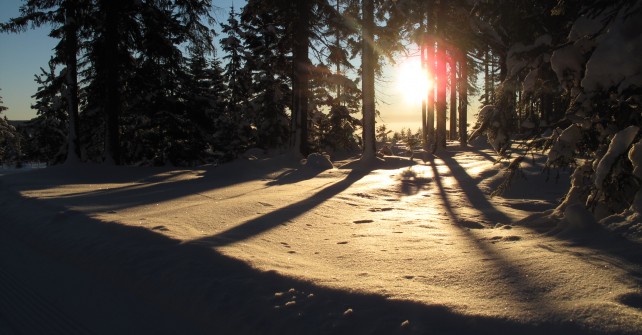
[1,142,641,334]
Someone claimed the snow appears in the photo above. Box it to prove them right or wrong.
[1,144,642,334]
[546,124,582,167]
[594,125,639,190]
[506,35,552,79]
[581,5,642,94]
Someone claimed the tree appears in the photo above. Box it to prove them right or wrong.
[241,6,291,150]
[30,61,69,164]
[220,7,253,156]
[84,0,215,165]
[0,89,23,166]
[1,0,86,163]
[290,0,313,157]
[0,89,6,114]
[360,0,377,161]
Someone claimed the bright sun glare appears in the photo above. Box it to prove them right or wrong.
[396,58,432,106]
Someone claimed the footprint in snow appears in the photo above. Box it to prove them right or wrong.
[368,207,393,212]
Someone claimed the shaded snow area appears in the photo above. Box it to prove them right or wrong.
[1,144,642,335]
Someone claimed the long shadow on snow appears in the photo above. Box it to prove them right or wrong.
[429,156,571,322]
[434,151,642,319]
[188,168,368,247]
[0,157,298,214]
[0,187,607,335]
[434,153,512,225]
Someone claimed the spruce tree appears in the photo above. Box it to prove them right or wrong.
[241,6,291,150]
[1,0,87,163]
[30,61,69,164]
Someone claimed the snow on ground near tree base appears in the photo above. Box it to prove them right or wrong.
[1,144,642,334]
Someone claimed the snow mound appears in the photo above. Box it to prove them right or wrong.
[594,125,639,189]
[562,203,598,233]
[303,153,334,171]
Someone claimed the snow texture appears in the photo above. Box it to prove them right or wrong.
[1,144,642,334]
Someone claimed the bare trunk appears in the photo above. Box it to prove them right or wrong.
[64,2,81,163]
[361,0,376,161]
[449,49,457,141]
[435,41,447,151]
[421,36,427,148]
[291,0,311,157]
[459,51,468,147]
[102,0,121,164]
[426,38,435,150]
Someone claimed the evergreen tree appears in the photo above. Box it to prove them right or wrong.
[241,6,291,150]
[220,6,253,154]
[0,89,6,114]
[0,89,17,164]
[1,0,88,163]
[30,61,69,164]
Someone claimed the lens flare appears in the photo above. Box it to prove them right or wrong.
[396,59,432,105]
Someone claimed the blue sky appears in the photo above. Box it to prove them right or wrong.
[0,0,438,132]
[0,0,241,121]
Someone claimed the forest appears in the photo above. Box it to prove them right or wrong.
[2,0,641,228]
[1,1,642,333]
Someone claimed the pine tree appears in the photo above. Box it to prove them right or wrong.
[241,6,291,150]
[0,89,6,114]
[220,6,252,154]
[30,61,69,164]
[0,89,17,164]
[1,0,87,163]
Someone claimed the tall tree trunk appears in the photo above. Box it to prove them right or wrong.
[102,0,121,164]
[291,0,311,157]
[435,40,447,151]
[421,35,427,148]
[361,0,376,161]
[335,0,342,105]
[459,51,468,147]
[484,49,490,106]
[64,1,81,164]
[449,49,457,141]
[426,38,435,150]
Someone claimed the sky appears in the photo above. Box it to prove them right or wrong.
[0,0,468,133]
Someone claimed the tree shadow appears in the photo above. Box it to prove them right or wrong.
[427,155,567,319]
[432,151,642,318]
[398,168,432,196]
[265,167,329,186]
[433,153,512,225]
[188,169,369,248]
[2,158,298,215]
[0,187,606,335]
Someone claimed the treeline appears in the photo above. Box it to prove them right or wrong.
[1,0,640,176]
[0,0,364,166]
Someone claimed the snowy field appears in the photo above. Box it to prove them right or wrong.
[1,142,641,334]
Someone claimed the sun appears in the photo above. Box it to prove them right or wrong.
[396,58,432,105]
